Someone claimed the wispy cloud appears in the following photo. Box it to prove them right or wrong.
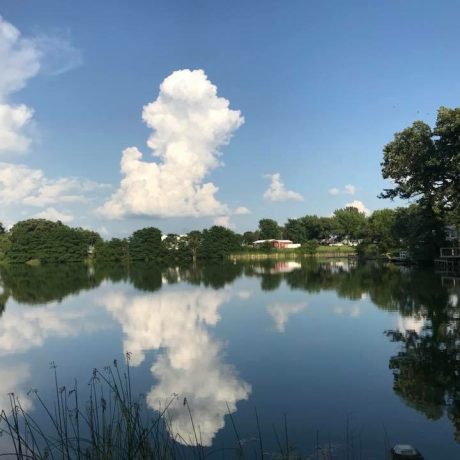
[98,69,245,219]
[34,33,82,76]
[328,184,357,196]
[333,305,361,317]
[263,173,303,202]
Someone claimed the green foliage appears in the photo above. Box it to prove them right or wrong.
[0,263,101,304]
[393,204,444,260]
[301,240,318,255]
[0,222,5,234]
[356,242,380,259]
[364,209,399,254]
[303,215,325,240]
[7,219,97,264]
[333,207,366,239]
[283,215,337,244]
[162,233,179,251]
[94,238,129,263]
[259,241,274,253]
[186,230,202,263]
[381,106,460,217]
[284,218,307,243]
[0,234,11,263]
[199,262,244,288]
[258,219,282,240]
[129,227,164,262]
[242,231,259,245]
[261,273,282,291]
[200,226,242,260]
[0,360,187,459]
[129,262,162,292]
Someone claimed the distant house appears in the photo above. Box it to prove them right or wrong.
[253,239,301,249]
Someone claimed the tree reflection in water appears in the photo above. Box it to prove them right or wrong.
[385,281,460,442]
[248,259,460,443]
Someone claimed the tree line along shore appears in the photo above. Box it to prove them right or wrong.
[0,201,456,267]
[0,105,458,266]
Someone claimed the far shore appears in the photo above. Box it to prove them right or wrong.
[230,246,356,260]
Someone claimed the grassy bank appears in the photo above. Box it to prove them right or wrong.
[230,246,356,260]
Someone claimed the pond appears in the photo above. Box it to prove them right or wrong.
[0,260,459,459]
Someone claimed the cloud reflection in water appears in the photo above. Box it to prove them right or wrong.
[101,287,251,446]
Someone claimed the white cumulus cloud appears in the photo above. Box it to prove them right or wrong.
[234,206,251,215]
[34,207,74,223]
[98,69,245,219]
[0,104,34,152]
[263,173,303,202]
[0,17,82,154]
[0,16,40,153]
[0,162,108,207]
[213,215,234,228]
[344,199,370,215]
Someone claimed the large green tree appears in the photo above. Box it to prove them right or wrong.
[200,226,242,260]
[393,204,444,260]
[365,209,399,254]
[242,231,259,245]
[94,238,129,263]
[381,106,460,221]
[129,227,163,262]
[333,207,366,239]
[258,219,282,240]
[186,230,203,263]
[7,219,98,264]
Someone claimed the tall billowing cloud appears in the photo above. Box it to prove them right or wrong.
[263,173,303,202]
[99,69,244,219]
[0,16,40,153]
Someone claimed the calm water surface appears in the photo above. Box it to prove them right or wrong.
[0,260,459,459]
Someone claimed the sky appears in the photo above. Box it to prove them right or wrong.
[0,0,459,237]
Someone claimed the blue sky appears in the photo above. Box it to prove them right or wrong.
[0,0,459,237]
